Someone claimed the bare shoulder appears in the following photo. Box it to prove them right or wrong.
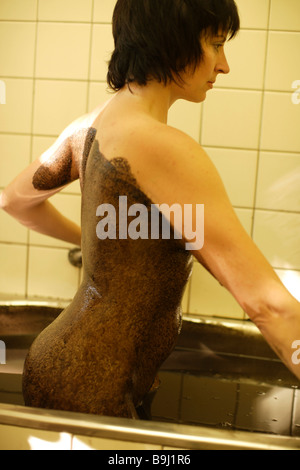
[128,119,224,205]
[37,101,110,181]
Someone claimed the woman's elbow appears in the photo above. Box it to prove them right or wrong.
[243,283,299,330]
[0,190,27,219]
[0,191,10,211]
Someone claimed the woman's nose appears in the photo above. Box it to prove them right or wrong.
[217,50,230,75]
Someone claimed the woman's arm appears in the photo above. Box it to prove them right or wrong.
[0,193,82,246]
[0,123,83,246]
[0,101,106,245]
[130,123,300,380]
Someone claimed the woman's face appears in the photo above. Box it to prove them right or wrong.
[174,32,230,103]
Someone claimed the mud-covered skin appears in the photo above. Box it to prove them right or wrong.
[32,128,97,191]
[32,139,73,190]
[23,137,193,418]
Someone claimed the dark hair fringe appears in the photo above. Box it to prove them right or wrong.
[107,0,240,91]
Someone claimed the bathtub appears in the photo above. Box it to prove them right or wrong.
[0,298,299,450]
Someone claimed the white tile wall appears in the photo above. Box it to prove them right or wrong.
[35,23,91,80]
[0,79,33,133]
[0,134,31,185]
[218,30,268,90]
[204,147,257,208]
[265,32,300,91]
[235,0,270,29]
[38,0,93,22]
[269,0,300,30]
[90,24,115,81]
[0,423,186,450]
[202,89,263,149]
[33,80,87,135]
[0,0,37,21]
[253,211,300,270]
[0,0,299,320]
[0,22,36,77]
[260,92,300,153]
[256,152,300,211]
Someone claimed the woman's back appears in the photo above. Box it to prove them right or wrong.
[22,103,193,417]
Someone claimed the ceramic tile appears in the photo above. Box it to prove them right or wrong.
[181,374,237,426]
[234,0,270,29]
[93,0,116,23]
[27,245,79,299]
[234,208,253,235]
[265,32,300,92]
[0,209,28,244]
[0,79,33,133]
[201,89,262,150]
[88,81,113,111]
[33,79,87,135]
[90,24,114,81]
[0,425,72,450]
[218,30,267,90]
[150,371,182,422]
[36,23,91,80]
[0,243,27,296]
[181,280,190,314]
[188,261,244,319]
[235,383,294,435]
[261,92,300,153]
[72,435,162,450]
[205,147,257,208]
[28,431,72,450]
[256,152,300,212]
[38,0,93,22]
[31,135,56,162]
[269,0,300,31]
[0,0,299,328]
[0,22,36,77]
[0,134,31,187]
[168,100,202,142]
[275,269,300,302]
[29,193,81,248]
[0,0,37,21]
[253,210,300,270]
[292,389,300,437]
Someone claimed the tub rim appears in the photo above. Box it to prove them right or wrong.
[0,297,299,450]
[0,402,300,450]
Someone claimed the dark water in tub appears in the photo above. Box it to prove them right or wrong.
[1,345,300,437]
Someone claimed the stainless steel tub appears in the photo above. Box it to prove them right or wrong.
[0,299,299,450]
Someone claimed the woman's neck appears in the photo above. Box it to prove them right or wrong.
[115,80,178,124]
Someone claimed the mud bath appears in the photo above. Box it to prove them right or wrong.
[23,136,193,417]
[2,305,300,443]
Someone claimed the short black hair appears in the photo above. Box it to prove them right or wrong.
[107,0,240,91]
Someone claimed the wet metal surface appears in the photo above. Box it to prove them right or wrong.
[0,302,299,440]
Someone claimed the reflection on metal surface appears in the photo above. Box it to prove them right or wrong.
[0,300,300,450]
[0,403,299,450]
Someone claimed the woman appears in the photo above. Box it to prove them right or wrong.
[1,0,299,418]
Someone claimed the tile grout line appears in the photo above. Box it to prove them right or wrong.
[24,0,40,298]
[251,0,272,240]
